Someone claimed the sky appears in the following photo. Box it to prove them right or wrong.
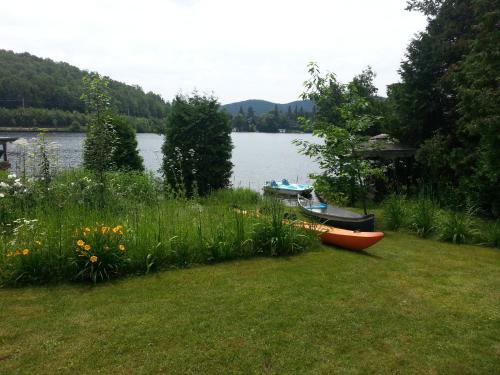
[0,0,427,104]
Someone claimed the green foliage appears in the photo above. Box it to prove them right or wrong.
[223,99,313,117]
[162,93,233,196]
[82,73,117,174]
[110,116,144,171]
[389,0,500,217]
[295,63,385,214]
[438,210,476,244]
[252,198,313,256]
[453,0,500,216]
[482,222,500,248]
[383,194,408,231]
[0,170,316,285]
[70,225,128,283]
[82,74,143,174]
[409,199,437,238]
[0,49,168,119]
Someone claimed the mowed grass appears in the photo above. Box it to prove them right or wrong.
[1,232,499,374]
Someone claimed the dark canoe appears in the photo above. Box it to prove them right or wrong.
[297,196,375,232]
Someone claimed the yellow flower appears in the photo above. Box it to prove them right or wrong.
[118,244,125,252]
[77,240,85,247]
[6,251,14,257]
[15,250,21,256]
[22,249,30,256]
[90,255,98,263]
[35,240,42,246]
[84,244,91,251]
[112,225,124,234]
[101,226,110,234]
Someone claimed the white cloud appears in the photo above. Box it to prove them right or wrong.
[0,0,426,103]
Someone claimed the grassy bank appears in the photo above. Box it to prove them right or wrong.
[0,170,314,285]
[1,232,499,374]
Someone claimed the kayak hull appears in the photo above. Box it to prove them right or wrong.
[301,222,384,251]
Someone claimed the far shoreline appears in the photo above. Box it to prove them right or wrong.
[0,127,308,135]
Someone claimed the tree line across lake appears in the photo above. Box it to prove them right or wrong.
[0,49,169,133]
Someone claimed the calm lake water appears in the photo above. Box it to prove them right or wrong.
[3,132,320,191]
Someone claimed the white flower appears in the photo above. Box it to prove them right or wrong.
[13,181,22,188]
[0,182,9,189]
[7,174,16,179]
[0,193,4,198]
[13,138,28,146]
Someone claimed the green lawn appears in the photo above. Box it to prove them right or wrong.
[1,232,499,374]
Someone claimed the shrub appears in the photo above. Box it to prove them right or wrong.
[383,194,407,230]
[481,222,500,248]
[409,199,437,238]
[438,210,476,244]
[162,93,233,196]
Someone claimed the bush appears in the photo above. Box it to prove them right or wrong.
[383,194,407,230]
[480,222,500,248]
[438,210,476,244]
[162,93,233,196]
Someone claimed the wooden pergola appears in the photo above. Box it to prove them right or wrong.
[359,134,417,196]
[359,134,416,160]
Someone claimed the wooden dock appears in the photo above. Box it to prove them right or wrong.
[0,137,18,169]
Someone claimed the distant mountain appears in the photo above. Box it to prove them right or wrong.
[222,99,314,116]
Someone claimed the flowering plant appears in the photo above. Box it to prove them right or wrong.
[71,224,128,283]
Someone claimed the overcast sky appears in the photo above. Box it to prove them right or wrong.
[0,0,427,104]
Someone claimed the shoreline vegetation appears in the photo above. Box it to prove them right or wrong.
[0,169,315,286]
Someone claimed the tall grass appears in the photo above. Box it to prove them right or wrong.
[380,194,499,248]
[0,171,315,286]
[409,199,437,238]
[383,194,407,231]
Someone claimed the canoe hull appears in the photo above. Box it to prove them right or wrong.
[298,197,375,232]
[263,186,313,197]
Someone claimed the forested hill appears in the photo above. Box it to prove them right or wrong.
[222,99,313,116]
[0,50,168,118]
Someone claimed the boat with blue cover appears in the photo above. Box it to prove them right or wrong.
[263,179,313,197]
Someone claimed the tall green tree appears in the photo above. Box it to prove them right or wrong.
[82,73,144,173]
[111,116,144,171]
[295,63,385,214]
[389,0,500,215]
[81,73,117,174]
[453,0,500,214]
[162,93,233,196]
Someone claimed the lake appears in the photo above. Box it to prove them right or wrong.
[3,132,320,191]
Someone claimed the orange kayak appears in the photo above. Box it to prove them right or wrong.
[299,221,384,251]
